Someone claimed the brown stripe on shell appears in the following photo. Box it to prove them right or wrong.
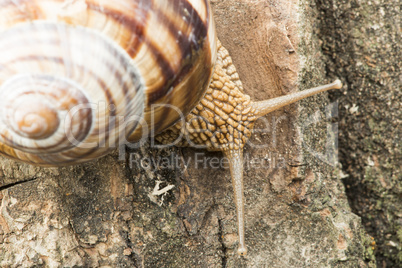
[126,0,216,142]
[149,45,214,137]
[170,0,208,49]
[145,42,176,103]
[161,0,208,53]
[145,0,210,104]
[83,0,210,105]
[86,0,208,58]
[147,0,212,131]
[84,1,176,104]
[169,0,211,89]
[83,1,179,106]
[85,0,150,58]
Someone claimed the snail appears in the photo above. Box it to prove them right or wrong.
[0,0,342,256]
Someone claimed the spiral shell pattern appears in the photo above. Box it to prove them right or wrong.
[0,0,216,165]
[0,22,144,164]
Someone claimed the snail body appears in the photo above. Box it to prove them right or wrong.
[0,0,342,256]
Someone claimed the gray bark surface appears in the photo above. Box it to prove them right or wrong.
[316,0,401,266]
[0,0,381,267]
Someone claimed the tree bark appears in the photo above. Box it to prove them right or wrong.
[316,0,401,267]
[0,0,380,267]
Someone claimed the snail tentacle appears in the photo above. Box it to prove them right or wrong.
[224,149,247,256]
[251,79,342,118]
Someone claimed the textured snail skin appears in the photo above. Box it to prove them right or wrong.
[0,0,343,257]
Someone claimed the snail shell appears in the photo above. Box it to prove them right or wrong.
[0,0,216,165]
